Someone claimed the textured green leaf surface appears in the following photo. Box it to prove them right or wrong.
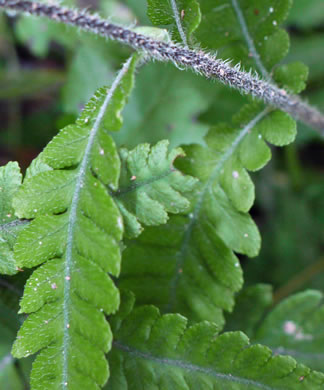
[114,140,198,238]
[112,62,213,149]
[24,153,52,180]
[106,291,324,390]
[0,162,24,275]
[11,56,137,389]
[196,0,292,77]
[119,103,297,327]
[147,0,201,43]
[273,62,308,94]
[254,290,324,372]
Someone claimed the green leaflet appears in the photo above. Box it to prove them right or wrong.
[113,140,198,238]
[112,62,213,149]
[273,62,309,94]
[197,0,308,95]
[227,287,324,372]
[11,56,137,390]
[254,290,324,372]
[147,0,201,44]
[106,291,324,390]
[0,162,26,275]
[119,214,243,326]
[196,0,292,77]
[119,103,297,327]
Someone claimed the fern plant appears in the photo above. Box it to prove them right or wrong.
[0,0,323,389]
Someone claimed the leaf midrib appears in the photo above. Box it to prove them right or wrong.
[113,340,277,390]
[230,0,269,79]
[167,109,269,312]
[61,57,133,387]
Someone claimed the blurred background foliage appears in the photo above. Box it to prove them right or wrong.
[0,0,323,387]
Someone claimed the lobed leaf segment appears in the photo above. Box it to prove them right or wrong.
[107,290,324,390]
[11,56,137,389]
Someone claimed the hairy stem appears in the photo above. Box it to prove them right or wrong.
[1,0,324,135]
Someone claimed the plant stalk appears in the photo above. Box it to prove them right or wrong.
[1,0,324,135]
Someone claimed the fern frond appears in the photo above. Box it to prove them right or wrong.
[226,286,324,372]
[11,56,137,390]
[197,0,290,76]
[113,140,198,238]
[106,290,324,390]
[196,0,309,94]
[119,102,297,327]
[0,162,26,275]
[253,290,324,372]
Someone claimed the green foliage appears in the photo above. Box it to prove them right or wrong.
[10,57,137,389]
[114,140,198,238]
[273,62,308,94]
[14,0,77,57]
[147,0,201,43]
[107,291,324,390]
[119,102,297,327]
[255,290,324,372]
[227,287,324,372]
[196,0,292,75]
[0,162,25,275]
[0,0,323,389]
[113,62,214,149]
